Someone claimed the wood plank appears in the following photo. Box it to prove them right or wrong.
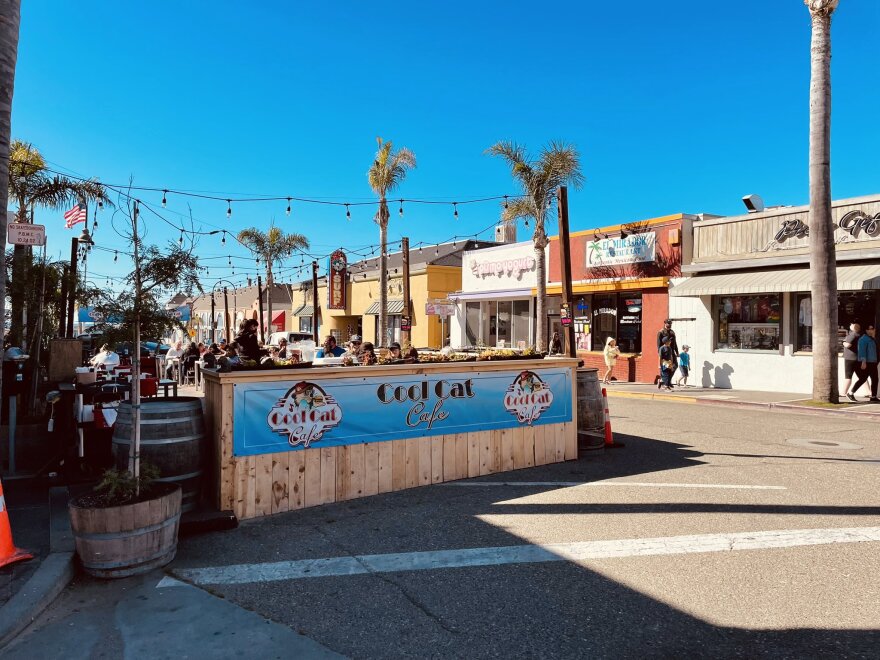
[501,427,515,473]
[533,424,547,466]
[336,445,351,502]
[419,437,432,486]
[320,446,337,504]
[255,454,273,517]
[378,441,394,493]
[363,443,380,497]
[289,450,305,510]
[479,431,492,476]
[348,443,365,500]
[303,448,321,508]
[271,452,290,514]
[455,433,468,480]
[554,423,566,463]
[233,457,248,520]
[392,439,407,491]
[443,435,457,482]
[512,425,526,470]
[468,432,480,478]
[523,424,535,468]
[405,439,419,489]
[564,421,577,461]
[431,437,443,484]
[243,455,257,519]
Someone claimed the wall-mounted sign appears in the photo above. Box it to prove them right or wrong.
[7,223,46,246]
[233,367,573,455]
[587,232,656,267]
[560,303,572,327]
[400,316,411,331]
[425,300,455,316]
[327,249,347,310]
[470,255,536,279]
[775,212,880,244]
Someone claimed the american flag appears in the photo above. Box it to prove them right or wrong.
[64,205,87,229]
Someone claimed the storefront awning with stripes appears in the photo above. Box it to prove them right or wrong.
[669,264,880,297]
[364,299,405,315]
[293,305,314,316]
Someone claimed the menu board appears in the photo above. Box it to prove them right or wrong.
[616,295,642,354]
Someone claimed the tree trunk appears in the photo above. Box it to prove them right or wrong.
[0,0,21,408]
[807,3,838,403]
[266,261,273,340]
[534,221,548,353]
[378,200,389,346]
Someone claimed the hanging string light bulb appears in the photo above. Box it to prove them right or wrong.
[345,203,351,220]
[221,231,226,245]
[286,198,291,216]
[179,231,184,246]
[525,219,530,228]
[162,190,168,207]
[228,256,232,266]
[98,199,103,210]
[226,199,232,219]
[399,199,404,217]
[113,250,118,262]
[504,195,509,210]
[453,203,459,219]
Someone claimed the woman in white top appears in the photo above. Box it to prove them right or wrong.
[602,337,620,385]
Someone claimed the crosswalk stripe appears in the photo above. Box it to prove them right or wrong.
[440,481,787,490]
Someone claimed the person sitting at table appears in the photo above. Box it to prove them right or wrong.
[342,334,362,358]
[201,343,221,369]
[388,342,402,361]
[316,335,345,358]
[164,341,184,379]
[358,342,377,366]
[182,341,200,378]
[218,342,243,371]
[234,319,260,361]
[276,338,289,359]
[90,344,120,370]
[197,341,207,356]
[406,346,420,363]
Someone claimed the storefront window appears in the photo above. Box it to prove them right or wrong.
[298,317,312,334]
[616,295,642,354]
[591,295,617,351]
[715,295,781,350]
[465,302,481,346]
[795,291,878,352]
[512,300,531,349]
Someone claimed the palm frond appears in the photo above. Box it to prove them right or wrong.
[368,138,416,197]
[501,198,537,224]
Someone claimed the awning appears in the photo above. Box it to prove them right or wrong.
[262,310,285,324]
[365,299,405,315]
[541,276,669,296]
[670,264,880,297]
[448,288,533,301]
[293,305,314,316]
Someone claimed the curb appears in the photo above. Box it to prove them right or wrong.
[0,487,75,649]
[606,390,880,420]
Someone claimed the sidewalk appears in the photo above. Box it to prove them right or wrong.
[603,381,880,419]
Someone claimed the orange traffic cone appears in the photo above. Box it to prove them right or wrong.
[602,388,624,449]
[0,477,33,568]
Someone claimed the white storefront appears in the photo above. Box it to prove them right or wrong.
[670,194,880,394]
[448,241,539,349]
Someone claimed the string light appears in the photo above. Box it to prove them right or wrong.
[113,251,118,262]
[399,199,404,217]
[226,199,232,218]
[221,231,226,245]
[435,247,439,257]
[453,203,458,219]
[98,199,103,209]
[503,195,509,209]
[162,190,168,207]
[345,204,351,220]
[286,198,291,216]
[179,231,184,246]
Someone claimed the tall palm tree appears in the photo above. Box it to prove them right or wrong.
[805,0,839,403]
[487,141,584,352]
[7,139,110,344]
[368,137,416,346]
[238,224,309,339]
[0,0,21,404]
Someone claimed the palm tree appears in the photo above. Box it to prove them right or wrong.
[0,0,21,404]
[7,140,110,344]
[487,141,584,352]
[367,137,416,346]
[237,224,309,340]
[805,0,839,403]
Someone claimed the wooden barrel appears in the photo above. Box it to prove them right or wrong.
[576,368,605,453]
[112,397,205,512]
[69,484,181,579]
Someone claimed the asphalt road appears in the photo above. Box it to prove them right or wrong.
[10,400,880,658]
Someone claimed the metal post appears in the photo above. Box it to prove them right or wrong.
[223,287,230,343]
[58,264,68,338]
[8,395,16,475]
[257,275,265,344]
[311,261,319,344]
[66,236,78,338]
[557,186,576,358]
[211,292,216,343]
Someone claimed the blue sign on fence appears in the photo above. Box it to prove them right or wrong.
[232,367,572,457]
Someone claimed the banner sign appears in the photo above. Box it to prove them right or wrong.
[587,232,656,267]
[7,223,46,246]
[77,306,104,323]
[425,300,455,316]
[232,367,573,456]
[327,249,347,310]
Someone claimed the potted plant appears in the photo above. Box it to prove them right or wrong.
[69,199,201,578]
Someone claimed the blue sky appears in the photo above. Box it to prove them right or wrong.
[11,1,880,292]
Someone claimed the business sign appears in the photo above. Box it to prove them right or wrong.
[327,249,347,310]
[462,241,538,293]
[232,367,573,456]
[425,300,455,317]
[7,223,46,246]
[77,306,104,323]
[171,305,191,322]
[587,232,656,267]
[470,255,535,279]
[400,316,412,331]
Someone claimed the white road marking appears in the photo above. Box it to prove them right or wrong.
[167,526,880,586]
[441,481,786,490]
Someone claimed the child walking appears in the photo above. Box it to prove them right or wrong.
[602,337,620,385]
[676,345,691,387]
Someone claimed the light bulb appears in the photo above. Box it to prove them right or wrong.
[453,203,458,219]
[113,251,118,262]
[503,195,509,209]
[435,248,439,256]
[399,200,404,217]
[162,190,167,207]
[286,198,291,216]
[345,204,351,220]
[221,232,226,245]
[98,199,103,209]
[226,200,232,218]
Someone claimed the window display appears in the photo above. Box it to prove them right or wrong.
[590,294,642,353]
[715,295,781,350]
[795,291,877,352]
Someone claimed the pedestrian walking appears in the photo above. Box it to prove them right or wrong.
[842,322,862,400]
[602,337,620,384]
[659,336,675,391]
[656,319,679,388]
[676,344,691,387]
[847,324,878,402]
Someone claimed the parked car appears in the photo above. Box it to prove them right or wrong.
[267,331,313,347]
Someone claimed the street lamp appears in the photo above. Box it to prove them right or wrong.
[210,280,238,344]
[65,227,95,338]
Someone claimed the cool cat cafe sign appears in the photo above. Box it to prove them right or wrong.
[232,368,572,456]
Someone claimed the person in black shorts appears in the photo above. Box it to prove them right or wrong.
[842,323,861,401]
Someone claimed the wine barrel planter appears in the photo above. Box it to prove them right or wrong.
[112,397,206,512]
[69,483,181,579]
[576,368,605,453]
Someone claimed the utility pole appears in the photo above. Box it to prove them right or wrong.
[66,236,79,338]
[557,186,576,358]
[401,237,411,348]
[257,275,265,344]
[311,261,319,344]
[223,287,230,343]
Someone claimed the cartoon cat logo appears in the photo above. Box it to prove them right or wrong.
[267,381,342,448]
[503,371,554,425]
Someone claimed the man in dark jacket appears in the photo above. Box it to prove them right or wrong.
[234,319,261,361]
[656,319,679,388]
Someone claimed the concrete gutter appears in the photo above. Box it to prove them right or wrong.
[0,487,75,649]
[607,389,880,420]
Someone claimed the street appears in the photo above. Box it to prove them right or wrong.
[7,399,880,659]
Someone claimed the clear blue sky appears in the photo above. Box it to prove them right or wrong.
[11,0,880,293]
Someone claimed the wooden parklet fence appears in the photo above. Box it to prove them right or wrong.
[203,359,579,520]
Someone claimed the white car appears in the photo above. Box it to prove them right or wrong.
[267,331,314,347]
